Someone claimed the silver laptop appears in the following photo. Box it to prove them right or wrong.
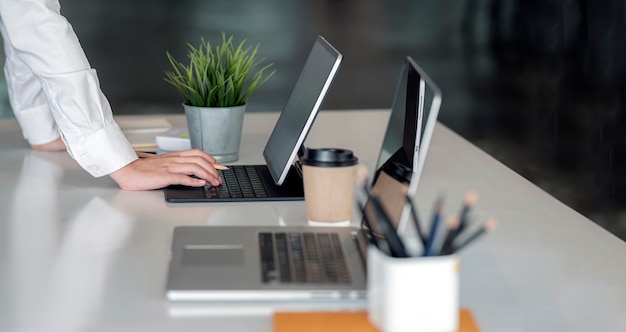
[165,56,443,302]
[164,35,342,202]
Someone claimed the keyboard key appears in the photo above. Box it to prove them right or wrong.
[303,233,323,283]
[289,233,307,283]
[275,233,291,283]
[204,166,269,199]
[259,233,277,283]
[259,231,351,285]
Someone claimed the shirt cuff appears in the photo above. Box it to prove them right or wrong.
[67,121,138,177]
[12,103,61,145]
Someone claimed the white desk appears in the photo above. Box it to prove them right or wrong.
[1,110,625,332]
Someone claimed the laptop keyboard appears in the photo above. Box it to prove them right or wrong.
[204,165,268,199]
[259,232,351,284]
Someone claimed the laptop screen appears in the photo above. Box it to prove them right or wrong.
[263,36,342,185]
[374,61,411,174]
[368,56,442,233]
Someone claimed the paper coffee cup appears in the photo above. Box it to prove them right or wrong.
[300,148,358,224]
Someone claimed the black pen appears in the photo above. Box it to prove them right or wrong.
[369,194,408,258]
[354,166,388,254]
[406,194,428,249]
[357,200,384,251]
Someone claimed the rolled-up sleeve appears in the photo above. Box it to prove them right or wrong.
[37,69,137,176]
[0,0,137,177]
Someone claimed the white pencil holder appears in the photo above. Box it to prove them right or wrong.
[367,246,460,332]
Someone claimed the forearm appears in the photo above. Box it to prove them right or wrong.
[0,0,137,176]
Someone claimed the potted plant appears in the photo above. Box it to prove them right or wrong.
[164,32,274,162]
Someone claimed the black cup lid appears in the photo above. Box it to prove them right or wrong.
[300,148,358,167]
[381,161,412,184]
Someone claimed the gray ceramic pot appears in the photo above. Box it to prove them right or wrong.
[183,104,245,163]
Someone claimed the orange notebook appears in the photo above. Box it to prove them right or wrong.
[274,308,479,332]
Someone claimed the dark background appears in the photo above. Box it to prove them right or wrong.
[1,0,625,240]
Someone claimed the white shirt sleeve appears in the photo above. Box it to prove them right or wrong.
[0,0,137,177]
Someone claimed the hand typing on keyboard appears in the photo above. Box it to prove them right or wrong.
[204,166,268,199]
[111,149,223,190]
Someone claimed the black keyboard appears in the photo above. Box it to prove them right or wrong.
[204,165,268,199]
[259,232,351,284]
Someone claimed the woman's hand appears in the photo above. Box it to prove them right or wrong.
[110,149,223,191]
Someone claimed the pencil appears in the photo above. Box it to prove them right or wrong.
[439,216,460,255]
[449,218,498,254]
[440,190,478,254]
[213,163,229,170]
[424,195,444,256]
[457,190,478,233]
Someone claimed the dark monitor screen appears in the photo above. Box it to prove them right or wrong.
[263,36,342,185]
[373,58,417,182]
[366,56,442,234]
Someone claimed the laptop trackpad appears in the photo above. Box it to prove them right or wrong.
[182,245,244,266]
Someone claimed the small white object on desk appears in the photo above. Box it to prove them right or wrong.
[307,220,351,227]
[156,127,192,151]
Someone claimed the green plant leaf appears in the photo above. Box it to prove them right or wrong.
[164,32,274,108]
